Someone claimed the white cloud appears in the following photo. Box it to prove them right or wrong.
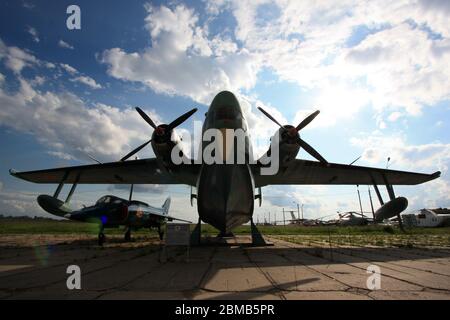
[0,75,161,162]
[58,39,74,50]
[70,75,102,89]
[98,1,450,128]
[60,63,77,74]
[387,111,402,122]
[219,0,450,122]
[339,23,450,115]
[0,38,38,74]
[31,75,45,86]
[27,26,39,43]
[102,4,260,104]
[46,151,75,161]
[0,192,41,217]
[350,132,450,207]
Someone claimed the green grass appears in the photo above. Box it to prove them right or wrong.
[201,223,450,236]
[1,218,449,236]
[0,218,150,235]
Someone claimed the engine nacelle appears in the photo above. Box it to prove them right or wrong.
[151,125,184,166]
[37,195,72,217]
[262,126,300,168]
[374,196,408,221]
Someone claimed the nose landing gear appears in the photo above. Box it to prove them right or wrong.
[98,225,105,246]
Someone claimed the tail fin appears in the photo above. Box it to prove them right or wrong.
[162,197,171,215]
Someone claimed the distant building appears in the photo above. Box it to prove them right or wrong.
[402,208,450,227]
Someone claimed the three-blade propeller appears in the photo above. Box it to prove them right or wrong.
[257,106,327,164]
[121,107,197,161]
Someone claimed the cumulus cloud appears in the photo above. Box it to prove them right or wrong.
[206,1,450,124]
[0,38,38,74]
[350,132,450,207]
[58,39,74,50]
[102,4,260,104]
[70,75,102,89]
[0,74,161,162]
[98,1,450,129]
[0,190,45,217]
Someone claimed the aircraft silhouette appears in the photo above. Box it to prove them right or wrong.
[10,91,440,245]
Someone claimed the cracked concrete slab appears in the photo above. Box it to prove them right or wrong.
[0,234,449,299]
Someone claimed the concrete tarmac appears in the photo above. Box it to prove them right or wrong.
[0,234,449,300]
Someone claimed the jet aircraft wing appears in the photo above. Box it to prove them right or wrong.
[10,158,200,186]
[252,159,441,187]
[159,214,191,223]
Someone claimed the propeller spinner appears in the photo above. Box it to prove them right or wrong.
[121,107,197,161]
[257,106,327,164]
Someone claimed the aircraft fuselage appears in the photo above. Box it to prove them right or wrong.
[196,91,255,233]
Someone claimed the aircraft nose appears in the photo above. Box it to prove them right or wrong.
[210,91,240,109]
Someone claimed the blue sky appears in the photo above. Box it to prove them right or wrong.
[0,0,449,223]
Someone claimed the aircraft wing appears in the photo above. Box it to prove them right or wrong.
[163,215,192,223]
[10,158,200,187]
[252,159,440,187]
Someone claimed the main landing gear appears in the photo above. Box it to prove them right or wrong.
[251,219,268,246]
[190,217,202,245]
[157,225,164,240]
[124,227,131,242]
[98,225,105,246]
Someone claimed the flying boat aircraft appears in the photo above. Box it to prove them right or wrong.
[10,91,441,245]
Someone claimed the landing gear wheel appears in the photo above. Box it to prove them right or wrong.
[157,227,164,240]
[98,232,105,246]
[124,228,131,242]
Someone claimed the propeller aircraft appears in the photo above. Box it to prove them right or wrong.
[10,91,441,245]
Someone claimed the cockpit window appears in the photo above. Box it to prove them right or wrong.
[215,106,239,120]
[96,196,111,205]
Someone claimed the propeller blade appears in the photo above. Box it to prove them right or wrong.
[257,107,285,129]
[296,110,320,131]
[120,139,151,162]
[167,108,198,130]
[298,138,328,164]
[136,107,157,129]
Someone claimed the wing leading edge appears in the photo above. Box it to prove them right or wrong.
[10,158,440,187]
[252,159,440,187]
[10,158,200,186]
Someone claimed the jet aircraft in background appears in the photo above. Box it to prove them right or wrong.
[38,192,190,245]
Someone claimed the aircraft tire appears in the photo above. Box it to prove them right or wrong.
[124,229,131,242]
[98,233,105,246]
